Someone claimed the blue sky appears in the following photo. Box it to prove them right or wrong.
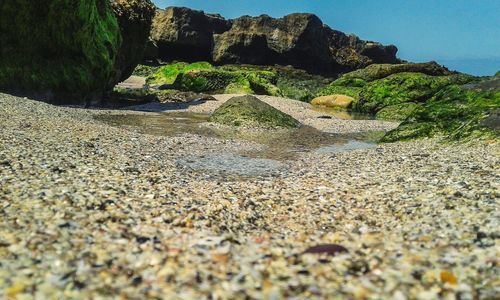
[153,0,500,76]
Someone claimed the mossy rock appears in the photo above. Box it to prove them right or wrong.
[224,79,254,94]
[340,61,453,82]
[177,70,244,92]
[132,64,161,77]
[375,102,421,121]
[382,83,500,142]
[355,73,474,113]
[246,72,281,96]
[144,62,329,101]
[0,0,121,104]
[209,95,300,128]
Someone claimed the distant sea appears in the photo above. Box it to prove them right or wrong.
[429,58,500,77]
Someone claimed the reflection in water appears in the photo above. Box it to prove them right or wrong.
[97,112,379,161]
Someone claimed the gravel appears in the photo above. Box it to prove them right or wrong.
[0,93,499,299]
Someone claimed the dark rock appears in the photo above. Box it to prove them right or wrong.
[0,0,121,104]
[143,39,159,60]
[150,7,400,75]
[213,13,337,74]
[109,0,156,88]
[213,32,272,65]
[480,109,500,131]
[151,7,231,61]
[303,244,349,256]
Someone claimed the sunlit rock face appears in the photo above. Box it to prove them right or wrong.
[150,7,401,76]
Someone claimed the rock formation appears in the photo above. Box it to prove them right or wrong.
[0,0,122,104]
[150,7,231,61]
[0,0,156,105]
[150,7,401,75]
[109,0,156,88]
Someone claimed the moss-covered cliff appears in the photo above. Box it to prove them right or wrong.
[0,0,121,104]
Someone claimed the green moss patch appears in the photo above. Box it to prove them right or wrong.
[316,77,366,104]
[382,84,500,142]
[147,62,214,85]
[355,73,474,113]
[375,103,421,121]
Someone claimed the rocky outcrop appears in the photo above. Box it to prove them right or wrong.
[0,0,121,104]
[150,7,401,75]
[109,0,156,88]
[151,7,231,61]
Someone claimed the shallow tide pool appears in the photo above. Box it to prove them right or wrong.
[97,112,381,176]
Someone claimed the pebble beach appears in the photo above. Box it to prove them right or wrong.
[0,92,499,299]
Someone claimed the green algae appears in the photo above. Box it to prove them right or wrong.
[316,77,366,103]
[355,73,474,113]
[0,0,121,104]
[147,62,214,85]
[224,78,254,94]
[375,103,421,121]
[382,85,500,142]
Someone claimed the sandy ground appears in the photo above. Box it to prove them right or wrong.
[0,93,498,299]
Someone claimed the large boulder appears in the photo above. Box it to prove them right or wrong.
[151,7,231,61]
[0,0,122,104]
[209,95,300,128]
[109,0,156,88]
[150,7,400,75]
[213,14,338,74]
